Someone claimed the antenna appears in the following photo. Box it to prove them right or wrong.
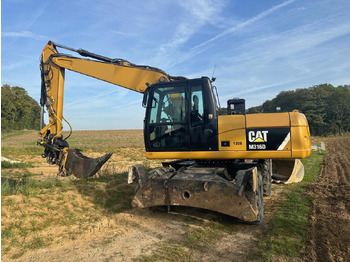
[211,64,217,82]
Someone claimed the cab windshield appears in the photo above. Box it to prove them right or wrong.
[148,85,186,149]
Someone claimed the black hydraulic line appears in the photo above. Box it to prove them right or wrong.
[40,58,47,107]
[51,41,187,81]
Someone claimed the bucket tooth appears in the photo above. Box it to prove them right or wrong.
[64,149,112,178]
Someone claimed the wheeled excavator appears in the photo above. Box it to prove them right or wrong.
[39,41,311,223]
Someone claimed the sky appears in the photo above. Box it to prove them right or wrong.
[2,0,350,130]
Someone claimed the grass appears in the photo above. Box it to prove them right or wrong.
[1,146,43,157]
[0,130,159,259]
[1,161,34,169]
[72,170,134,213]
[138,241,195,262]
[1,175,62,196]
[250,150,325,260]
[1,130,34,139]
[1,130,42,156]
[1,129,145,157]
[1,130,329,260]
[183,222,224,249]
[137,221,226,262]
[1,168,134,259]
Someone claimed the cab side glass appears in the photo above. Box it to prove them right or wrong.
[190,85,204,126]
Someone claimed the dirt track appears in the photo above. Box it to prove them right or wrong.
[7,202,271,262]
[305,137,350,262]
[7,180,282,262]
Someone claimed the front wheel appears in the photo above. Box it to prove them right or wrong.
[254,170,264,224]
[262,160,272,196]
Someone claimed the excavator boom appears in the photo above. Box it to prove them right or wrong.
[39,41,184,178]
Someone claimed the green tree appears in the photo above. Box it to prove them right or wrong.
[1,84,41,131]
[246,84,350,136]
[324,85,350,135]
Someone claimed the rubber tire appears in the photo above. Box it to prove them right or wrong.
[262,160,272,196]
[254,170,264,224]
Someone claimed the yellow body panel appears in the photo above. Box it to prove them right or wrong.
[51,57,167,93]
[146,111,311,160]
[40,43,66,138]
[146,150,293,160]
[245,112,290,128]
[218,115,246,151]
[290,111,311,158]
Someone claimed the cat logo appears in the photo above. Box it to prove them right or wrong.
[248,130,268,143]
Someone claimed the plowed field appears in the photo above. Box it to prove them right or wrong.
[305,137,350,262]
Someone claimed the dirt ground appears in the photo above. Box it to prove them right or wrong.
[305,137,350,262]
[6,197,283,262]
[3,166,283,262]
[3,136,350,261]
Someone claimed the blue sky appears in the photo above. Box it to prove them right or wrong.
[2,0,350,130]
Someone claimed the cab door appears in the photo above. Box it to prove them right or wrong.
[145,83,189,151]
[187,81,218,151]
[144,77,218,152]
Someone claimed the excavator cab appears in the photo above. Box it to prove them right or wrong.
[144,77,219,152]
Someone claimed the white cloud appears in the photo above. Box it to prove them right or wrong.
[159,0,297,70]
[2,31,47,40]
[194,0,297,50]
[152,0,226,67]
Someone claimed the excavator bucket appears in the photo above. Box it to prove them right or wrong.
[63,149,112,178]
[271,159,304,184]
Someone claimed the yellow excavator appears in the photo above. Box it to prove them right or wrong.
[39,41,311,223]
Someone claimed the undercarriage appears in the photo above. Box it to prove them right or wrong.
[128,159,270,223]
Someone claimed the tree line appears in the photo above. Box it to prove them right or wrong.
[245,84,350,136]
[1,84,41,131]
[1,83,349,136]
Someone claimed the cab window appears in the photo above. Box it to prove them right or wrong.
[190,85,204,126]
[148,85,187,149]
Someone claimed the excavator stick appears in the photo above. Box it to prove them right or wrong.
[271,159,305,184]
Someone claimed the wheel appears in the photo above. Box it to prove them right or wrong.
[254,170,264,224]
[262,160,272,196]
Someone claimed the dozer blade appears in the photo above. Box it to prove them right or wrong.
[271,159,304,184]
[64,149,112,178]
